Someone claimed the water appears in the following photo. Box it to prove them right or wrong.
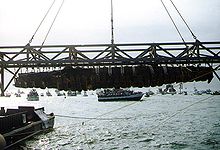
[1,90,220,150]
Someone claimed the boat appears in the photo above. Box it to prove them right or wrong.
[145,90,154,97]
[17,89,25,95]
[14,93,21,97]
[83,91,88,97]
[211,91,220,95]
[4,92,11,97]
[193,87,202,95]
[27,89,39,101]
[158,84,176,95]
[0,106,55,149]
[55,89,65,96]
[67,90,77,96]
[46,90,52,96]
[97,89,144,102]
[57,91,65,96]
[164,84,177,95]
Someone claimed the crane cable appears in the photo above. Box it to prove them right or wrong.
[169,0,197,40]
[40,0,65,48]
[28,0,56,45]
[160,0,187,46]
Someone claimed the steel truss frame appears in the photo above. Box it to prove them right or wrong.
[0,40,220,95]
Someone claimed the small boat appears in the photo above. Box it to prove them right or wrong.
[97,89,144,102]
[46,90,52,96]
[4,92,11,97]
[14,93,21,97]
[83,91,88,97]
[17,89,25,95]
[27,89,39,101]
[145,90,154,97]
[193,87,202,95]
[0,106,55,149]
[67,90,77,96]
[55,89,65,96]
[164,84,177,95]
[211,91,220,95]
[57,92,65,96]
[157,85,176,95]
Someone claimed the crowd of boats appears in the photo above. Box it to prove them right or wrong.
[2,84,220,102]
[1,85,219,148]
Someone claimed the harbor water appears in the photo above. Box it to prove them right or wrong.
[0,89,220,150]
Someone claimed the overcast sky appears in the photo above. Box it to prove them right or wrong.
[0,0,220,46]
[0,0,220,90]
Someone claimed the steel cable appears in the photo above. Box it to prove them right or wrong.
[28,0,56,44]
[40,0,65,47]
[169,0,197,40]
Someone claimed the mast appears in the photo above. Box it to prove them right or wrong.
[111,0,114,44]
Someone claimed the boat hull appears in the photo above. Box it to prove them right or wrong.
[27,96,39,101]
[98,93,144,102]
[0,106,54,149]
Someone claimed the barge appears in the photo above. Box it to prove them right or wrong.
[0,106,55,149]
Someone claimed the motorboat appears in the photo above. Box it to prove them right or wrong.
[67,90,77,96]
[97,89,144,102]
[27,89,39,101]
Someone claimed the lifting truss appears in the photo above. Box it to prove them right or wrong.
[0,40,220,95]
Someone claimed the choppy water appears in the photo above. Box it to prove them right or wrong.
[1,90,220,150]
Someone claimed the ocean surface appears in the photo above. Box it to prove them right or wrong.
[0,89,220,150]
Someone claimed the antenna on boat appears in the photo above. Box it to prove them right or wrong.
[111,0,115,44]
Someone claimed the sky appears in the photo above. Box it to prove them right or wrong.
[0,0,220,90]
[0,0,220,45]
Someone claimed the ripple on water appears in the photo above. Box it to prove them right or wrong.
[170,142,189,149]
[138,138,154,143]
[154,141,188,149]
[2,94,219,149]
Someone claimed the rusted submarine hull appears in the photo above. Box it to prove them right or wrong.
[15,66,213,91]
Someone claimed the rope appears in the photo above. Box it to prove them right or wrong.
[40,0,65,48]
[149,95,215,132]
[28,0,56,44]
[169,0,197,40]
[160,0,187,46]
[55,114,131,120]
[54,101,140,129]
[54,102,139,150]
[87,101,139,123]
[54,65,217,124]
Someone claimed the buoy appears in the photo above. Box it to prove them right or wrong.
[0,134,6,149]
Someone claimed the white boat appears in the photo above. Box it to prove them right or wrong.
[27,89,39,101]
[97,89,144,102]
[158,84,176,95]
[67,90,77,96]
[4,92,11,97]
[83,91,88,97]
[55,89,65,96]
